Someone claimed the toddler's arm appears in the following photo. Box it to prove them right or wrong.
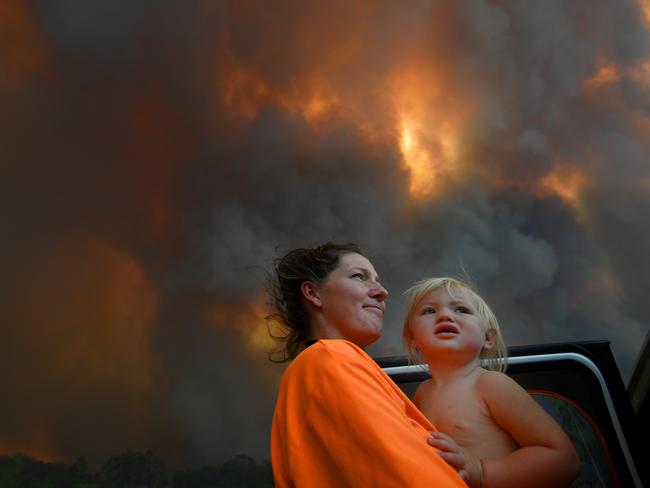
[477,372,580,487]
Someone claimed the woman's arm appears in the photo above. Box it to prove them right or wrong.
[477,372,580,488]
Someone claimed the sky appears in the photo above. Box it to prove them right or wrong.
[2,0,650,471]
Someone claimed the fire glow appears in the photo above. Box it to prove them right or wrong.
[221,66,340,125]
[3,0,650,473]
[539,165,589,210]
[584,59,621,88]
[217,14,472,204]
[0,0,47,86]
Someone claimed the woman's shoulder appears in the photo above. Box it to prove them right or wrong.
[287,339,372,374]
[300,338,368,359]
[319,338,369,357]
[280,339,382,395]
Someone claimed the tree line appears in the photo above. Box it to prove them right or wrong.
[0,451,274,487]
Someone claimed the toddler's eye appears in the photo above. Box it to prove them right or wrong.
[455,306,471,314]
[422,307,436,315]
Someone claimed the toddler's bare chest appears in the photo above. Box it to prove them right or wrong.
[418,383,518,456]
[421,389,488,435]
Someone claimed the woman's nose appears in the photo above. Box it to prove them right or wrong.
[370,283,388,301]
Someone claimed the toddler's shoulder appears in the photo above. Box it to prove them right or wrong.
[476,369,523,394]
[412,377,433,407]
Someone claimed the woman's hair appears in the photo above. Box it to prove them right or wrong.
[267,242,364,362]
[402,277,508,372]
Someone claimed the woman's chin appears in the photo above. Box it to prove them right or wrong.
[358,326,382,348]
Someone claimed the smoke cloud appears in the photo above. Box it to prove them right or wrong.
[1,0,649,469]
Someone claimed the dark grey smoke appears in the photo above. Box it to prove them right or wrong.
[1,0,648,469]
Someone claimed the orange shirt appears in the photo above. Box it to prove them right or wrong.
[271,339,467,487]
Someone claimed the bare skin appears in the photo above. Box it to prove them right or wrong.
[302,252,388,348]
[415,369,519,461]
[409,287,579,487]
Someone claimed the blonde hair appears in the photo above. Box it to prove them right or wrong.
[402,277,508,372]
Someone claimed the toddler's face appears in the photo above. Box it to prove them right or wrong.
[408,286,489,360]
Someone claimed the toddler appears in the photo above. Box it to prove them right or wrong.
[403,277,579,487]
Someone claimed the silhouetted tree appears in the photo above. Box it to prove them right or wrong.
[0,453,95,488]
[0,455,19,488]
[97,450,167,488]
[173,464,221,487]
[0,452,274,487]
[69,456,96,485]
[173,455,273,488]
[220,455,273,488]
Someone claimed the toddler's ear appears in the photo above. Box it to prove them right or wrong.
[483,329,497,350]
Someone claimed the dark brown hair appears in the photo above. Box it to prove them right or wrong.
[267,242,364,362]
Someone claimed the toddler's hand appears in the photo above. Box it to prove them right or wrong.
[428,431,483,488]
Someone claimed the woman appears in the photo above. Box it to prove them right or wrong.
[268,242,466,487]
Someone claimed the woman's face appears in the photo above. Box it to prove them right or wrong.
[313,253,388,348]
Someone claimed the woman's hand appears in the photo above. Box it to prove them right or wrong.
[428,431,483,488]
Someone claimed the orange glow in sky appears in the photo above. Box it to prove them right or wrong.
[636,0,650,26]
[0,0,48,86]
[391,64,463,202]
[539,165,588,209]
[399,118,441,200]
[584,59,621,88]
[244,301,278,353]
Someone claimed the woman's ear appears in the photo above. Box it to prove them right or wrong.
[483,329,496,350]
[301,281,322,309]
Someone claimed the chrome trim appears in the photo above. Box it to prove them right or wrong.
[383,352,642,488]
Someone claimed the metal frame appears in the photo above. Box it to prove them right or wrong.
[382,351,642,488]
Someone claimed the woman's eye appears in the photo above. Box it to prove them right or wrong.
[351,273,364,280]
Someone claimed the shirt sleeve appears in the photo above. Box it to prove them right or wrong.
[290,346,467,487]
